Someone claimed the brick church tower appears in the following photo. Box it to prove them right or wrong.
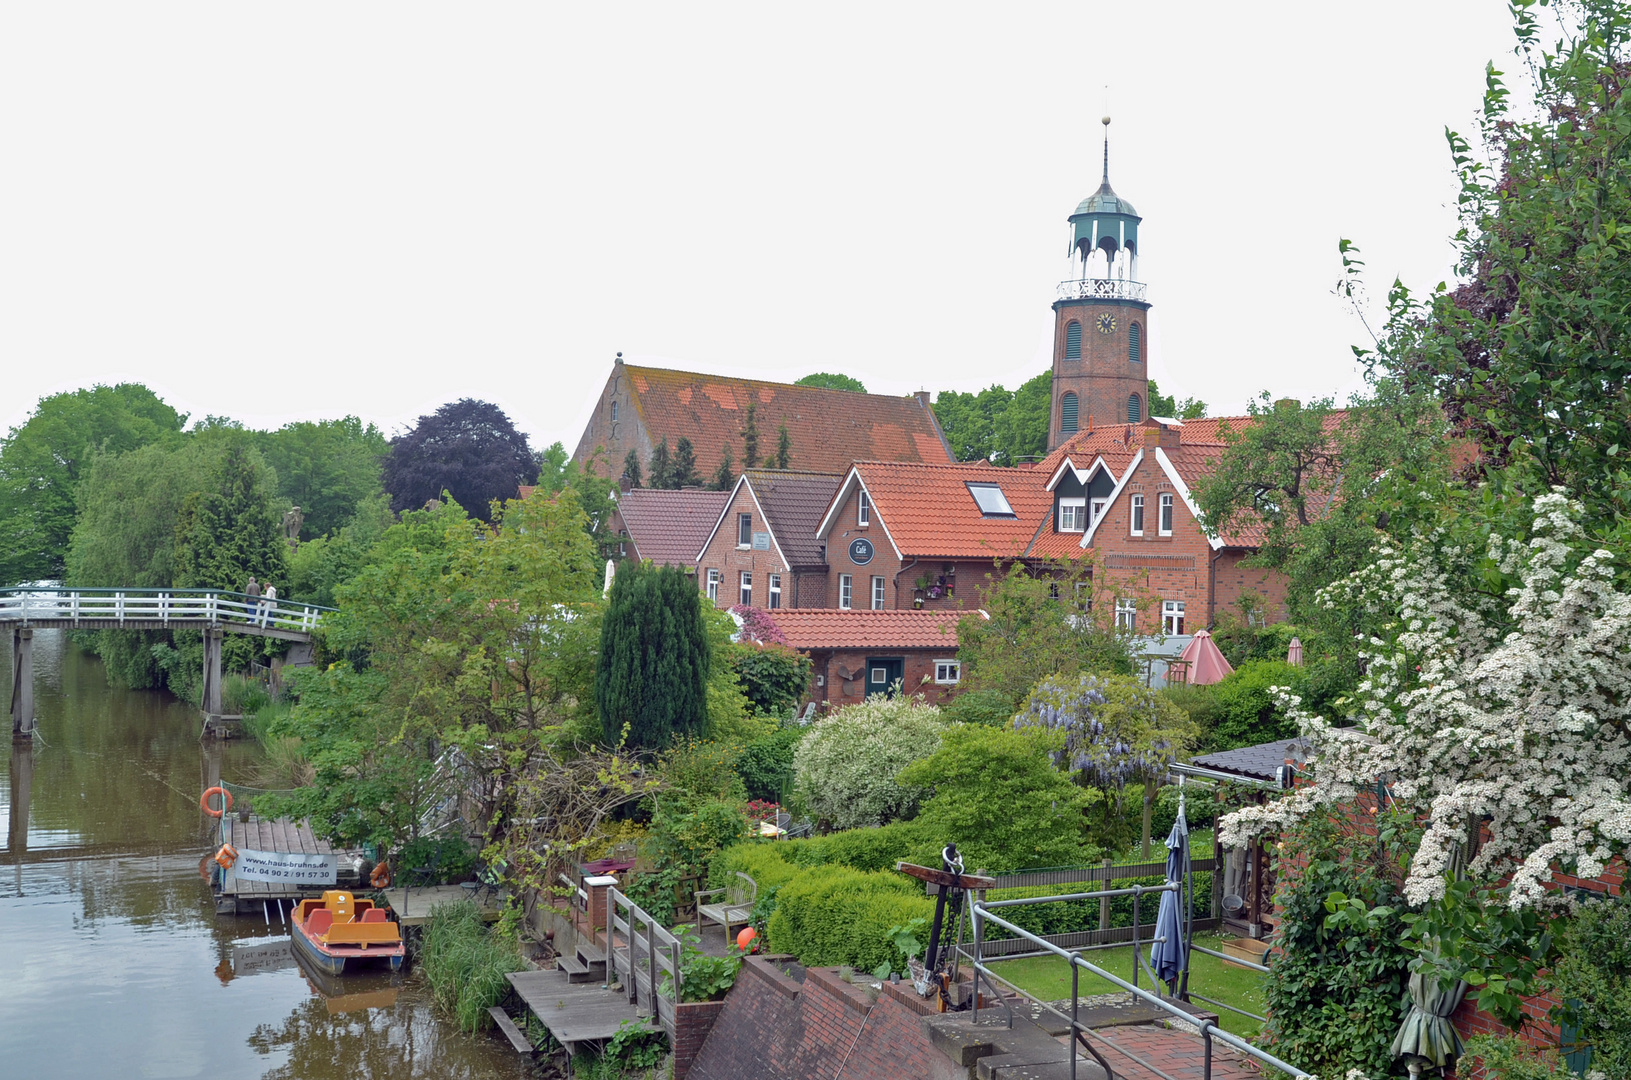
[1048,117,1151,451]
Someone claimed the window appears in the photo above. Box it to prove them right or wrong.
[934,660,961,685]
[610,400,619,421]
[1058,497,1086,532]
[767,573,781,609]
[739,571,753,606]
[1061,392,1079,434]
[737,513,752,547]
[871,576,886,609]
[1090,497,1107,523]
[1163,600,1186,635]
[1129,322,1141,364]
[1065,320,1082,359]
[1127,394,1142,422]
[858,490,871,526]
[1130,494,1145,535]
[967,482,1015,516]
[1116,599,1137,630]
[706,569,720,603]
[1159,493,1174,535]
[839,574,853,609]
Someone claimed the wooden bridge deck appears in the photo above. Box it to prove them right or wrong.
[508,968,657,1051]
[213,815,365,916]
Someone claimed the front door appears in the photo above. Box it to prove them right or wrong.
[865,657,905,698]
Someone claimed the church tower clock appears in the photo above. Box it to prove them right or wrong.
[1049,117,1151,451]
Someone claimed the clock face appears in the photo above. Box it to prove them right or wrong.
[1096,313,1117,334]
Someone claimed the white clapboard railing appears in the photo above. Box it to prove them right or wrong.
[0,587,331,634]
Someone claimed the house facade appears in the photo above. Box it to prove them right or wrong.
[694,470,841,610]
[766,609,970,707]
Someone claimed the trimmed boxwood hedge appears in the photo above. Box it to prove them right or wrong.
[764,865,934,971]
[984,872,1214,940]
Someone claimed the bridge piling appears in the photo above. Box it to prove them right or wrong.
[201,627,224,719]
[10,627,33,741]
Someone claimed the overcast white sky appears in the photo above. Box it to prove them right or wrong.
[1,2,1530,450]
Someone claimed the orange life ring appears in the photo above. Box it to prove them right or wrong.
[214,844,239,869]
[201,786,233,817]
[370,861,392,889]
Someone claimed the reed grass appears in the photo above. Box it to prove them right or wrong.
[418,900,527,1034]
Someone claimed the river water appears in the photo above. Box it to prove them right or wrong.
[1,630,530,1079]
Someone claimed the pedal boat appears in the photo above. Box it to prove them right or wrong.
[291,890,405,976]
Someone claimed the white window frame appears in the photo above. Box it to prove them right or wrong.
[737,513,752,548]
[858,490,871,527]
[839,574,853,610]
[1162,600,1186,635]
[610,400,618,421]
[1115,598,1137,631]
[1159,493,1174,536]
[739,570,753,607]
[1130,494,1145,536]
[767,573,781,609]
[870,576,886,610]
[706,569,720,603]
[934,660,961,685]
[1058,497,1086,533]
[1091,497,1107,523]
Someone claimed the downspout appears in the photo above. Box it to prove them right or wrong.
[893,557,919,610]
[1207,547,1224,628]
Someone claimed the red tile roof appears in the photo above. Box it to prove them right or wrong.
[825,461,1056,558]
[625,365,953,476]
[743,470,843,567]
[615,488,731,567]
[767,608,972,650]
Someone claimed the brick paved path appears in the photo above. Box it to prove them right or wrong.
[1062,1023,1261,1080]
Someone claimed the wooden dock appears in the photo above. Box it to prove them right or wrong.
[380,884,504,926]
[508,968,657,1053]
[212,815,364,916]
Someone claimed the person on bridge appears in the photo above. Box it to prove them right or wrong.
[261,582,277,627]
[244,577,260,624]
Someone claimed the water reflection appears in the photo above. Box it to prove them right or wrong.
[0,631,526,1079]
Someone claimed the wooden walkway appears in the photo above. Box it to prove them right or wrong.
[381,884,503,926]
[508,968,656,1052]
[213,815,364,916]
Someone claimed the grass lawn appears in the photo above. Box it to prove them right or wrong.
[983,935,1266,1038]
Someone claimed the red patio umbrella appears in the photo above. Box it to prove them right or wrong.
[1176,630,1234,685]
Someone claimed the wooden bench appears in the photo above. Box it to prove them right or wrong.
[488,1007,534,1052]
[695,871,756,937]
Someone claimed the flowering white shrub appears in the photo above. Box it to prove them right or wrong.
[792,694,946,830]
[1221,493,1631,908]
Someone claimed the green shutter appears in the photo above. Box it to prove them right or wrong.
[1129,322,1141,363]
[1065,321,1082,359]
[1061,392,1079,434]
[1128,394,1141,422]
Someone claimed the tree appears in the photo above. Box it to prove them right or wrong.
[382,399,535,522]
[792,695,946,830]
[933,384,1012,462]
[1146,380,1207,420]
[622,449,643,488]
[595,562,711,749]
[172,437,290,594]
[795,372,866,393]
[671,437,700,488]
[535,441,619,553]
[710,446,735,492]
[254,416,388,540]
[990,371,1052,464]
[0,383,186,583]
[774,424,792,469]
[740,401,759,469]
[648,439,675,490]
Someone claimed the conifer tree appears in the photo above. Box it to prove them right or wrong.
[711,446,735,491]
[741,401,759,468]
[775,424,792,470]
[648,439,675,489]
[595,562,710,749]
[172,438,289,592]
[622,449,643,488]
[672,437,700,488]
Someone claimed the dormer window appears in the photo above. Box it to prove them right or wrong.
[858,489,871,526]
[1058,497,1087,532]
[967,482,1015,517]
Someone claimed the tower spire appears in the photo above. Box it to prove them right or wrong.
[1101,115,1111,187]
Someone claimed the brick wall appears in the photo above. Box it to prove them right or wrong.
[672,999,727,1080]
[808,646,961,707]
[1090,452,1214,632]
[1049,297,1151,449]
[572,363,650,478]
[825,484,904,609]
[697,482,792,610]
[1212,549,1289,625]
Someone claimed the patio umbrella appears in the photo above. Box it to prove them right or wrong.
[1286,637,1304,666]
[1390,964,1467,1075]
[1176,630,1234,685]
[1147,801,1190,991]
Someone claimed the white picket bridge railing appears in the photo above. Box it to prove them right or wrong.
[0,587,331,636]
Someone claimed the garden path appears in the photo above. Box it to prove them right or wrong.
[1059,1024,1261,1080]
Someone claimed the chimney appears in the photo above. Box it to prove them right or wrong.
[914,389,932,408]
[1141,420,1181,450]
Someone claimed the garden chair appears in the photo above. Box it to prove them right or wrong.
[694,872,757,938]
[461,858,506,908]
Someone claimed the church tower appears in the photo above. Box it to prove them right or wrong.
[1049,117,1151,451]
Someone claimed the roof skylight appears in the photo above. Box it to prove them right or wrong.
[966,482,1015,517]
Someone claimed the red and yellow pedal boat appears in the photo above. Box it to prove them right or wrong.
[291,890,405,976]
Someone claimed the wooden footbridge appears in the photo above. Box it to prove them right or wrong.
[2,586,332,739]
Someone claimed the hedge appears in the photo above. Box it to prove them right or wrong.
[786,819,942,873]
[764,865,935,970]
[983,872,1214,941]
[708,840,801,892]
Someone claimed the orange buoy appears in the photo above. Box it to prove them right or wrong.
[370,861,392,889]
[736,926,758,953]
[214,843,239,869]
[200,786,233,817]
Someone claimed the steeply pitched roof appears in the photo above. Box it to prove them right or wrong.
[623,365,953,475]
[743,470,843,567]
[1189,737,1315,783]
[768,608,971,650]
[818,461,1055,559]
[616,488,731,567]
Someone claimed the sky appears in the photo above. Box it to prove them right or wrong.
[1,2,1533,450]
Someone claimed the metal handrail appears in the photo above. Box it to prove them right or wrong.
[1055,276,1148,302]
[972,893,1310,1080]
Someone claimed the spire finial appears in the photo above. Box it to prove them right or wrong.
[1101,115,1111,186]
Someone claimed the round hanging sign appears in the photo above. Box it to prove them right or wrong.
[849,538,874,565]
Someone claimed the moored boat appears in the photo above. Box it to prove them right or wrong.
[290,890,405,976]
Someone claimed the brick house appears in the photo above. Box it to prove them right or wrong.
[765,608,971,706]
[607,488,730,568]
[572,357,955,480]
[813,461,1053,612]
[694,470,841,610]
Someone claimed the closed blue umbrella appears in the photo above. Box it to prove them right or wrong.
[1148,804,1189,991]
